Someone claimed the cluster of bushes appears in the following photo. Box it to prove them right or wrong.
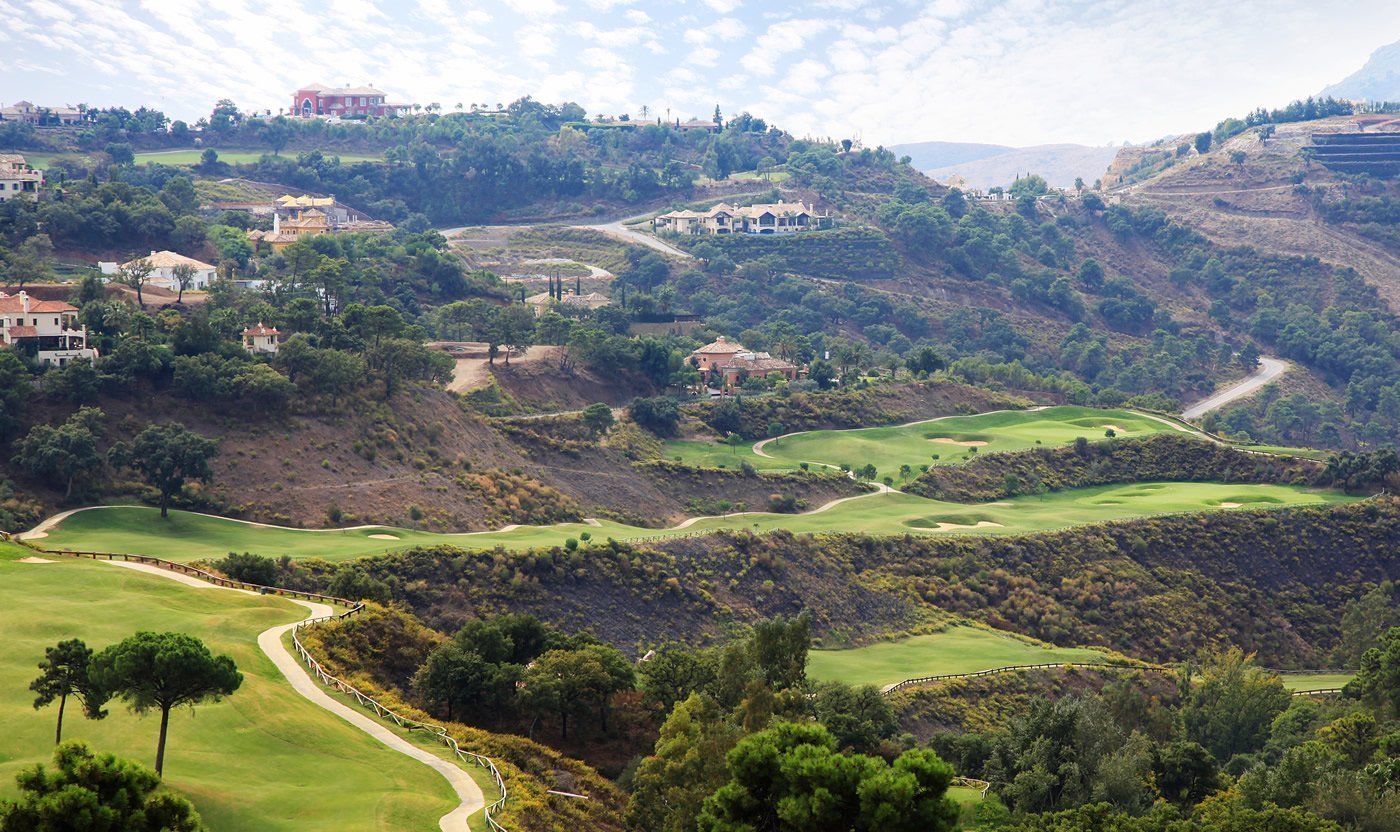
[905,434,1319,502]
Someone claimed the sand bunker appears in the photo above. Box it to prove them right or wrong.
[930,520,1003,532]
[930,438,989,447]
[367,533,400,540]
[1102,425,1125,432]
[1219,502,1242,508]
[18,557,55,563]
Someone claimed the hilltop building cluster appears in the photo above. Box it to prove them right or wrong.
[291,83,411,119]
[653,200,828,235]
[0,101,83,125]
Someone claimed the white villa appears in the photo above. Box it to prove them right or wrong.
[652,200,827,235]
[0,291,96,366]
[0,154,43,202]
[99,251,217,292]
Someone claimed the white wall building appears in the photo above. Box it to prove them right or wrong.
[242,323,281,354]
[99,251,217,292]
[0,291,96,366]
[0,154,43,202]
[653,200,827,235]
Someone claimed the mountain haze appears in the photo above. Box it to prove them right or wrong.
[1321,37,1400,100]
[892,140,1119,190]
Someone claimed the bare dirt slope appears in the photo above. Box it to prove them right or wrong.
[1119,118,1400,312]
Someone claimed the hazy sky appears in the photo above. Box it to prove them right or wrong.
[1,0,1397,147]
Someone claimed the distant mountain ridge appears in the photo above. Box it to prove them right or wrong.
[1322,38,1400,102]
[891,140,1119,191]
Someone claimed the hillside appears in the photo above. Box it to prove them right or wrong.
[1321,37,1400,101]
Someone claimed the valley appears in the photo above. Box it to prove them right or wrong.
[2,46,1398,832]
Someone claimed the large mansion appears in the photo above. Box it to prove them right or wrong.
[653,200,827,235]
[0,101,83,125]
[291,83,411,118]
[0,291,95,366]
[0,154,43,202]
[689,336,800,390]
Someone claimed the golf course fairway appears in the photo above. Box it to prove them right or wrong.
[0,543,456,830]
[666,406,1183,483]
[33,481,1356,563]
[807,626,1113,689]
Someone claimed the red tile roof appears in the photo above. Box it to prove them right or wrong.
[0,296,76,314]
[242,323,281,337]
[6,325,37,338]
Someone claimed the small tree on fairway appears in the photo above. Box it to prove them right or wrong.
[30,639,109,745]
[0,741,205,831]
[116,258,155,308]
[109,423,218,518]
[90,632,242,777]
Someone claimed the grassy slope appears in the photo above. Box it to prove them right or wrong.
[666,406,1178,484]
[0,543,455,830]
[807,626,1353,691]
[808,626,1111,688]
[37,482,1354,563]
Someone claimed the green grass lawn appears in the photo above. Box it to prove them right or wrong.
[1281,673,1354,692]
[666,406,1182,485]
[807,626,1113,688]
[37,481,1355,563]
[0,543,456,830]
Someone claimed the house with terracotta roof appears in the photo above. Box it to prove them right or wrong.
[242,323,281,354]
[689,336,800,390]
[0,291,95,366]
[258,207,331,252]
[99,251,216,292]
[653,199,827,235]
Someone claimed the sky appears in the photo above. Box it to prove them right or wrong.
[1,0,1397,148]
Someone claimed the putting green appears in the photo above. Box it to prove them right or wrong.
[0,543,456,830]
[807,626,1113,689]
[35,481,1355,564]
[667,406,1182,484]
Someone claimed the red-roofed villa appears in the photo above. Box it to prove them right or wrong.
[0,291,95,366]
[242,323,281,355]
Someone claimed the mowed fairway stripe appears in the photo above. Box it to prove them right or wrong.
[105,560,485,832]
[0,545,465,830]
[32,481,1358,563]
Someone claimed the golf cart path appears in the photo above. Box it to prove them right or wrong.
[1182,357,1289,419]
[101,559,484,832]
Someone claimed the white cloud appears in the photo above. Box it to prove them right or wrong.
[6,0,1400,149]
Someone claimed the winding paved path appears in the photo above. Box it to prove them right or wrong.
[101,560,484,832]
[1182,357,1290,419]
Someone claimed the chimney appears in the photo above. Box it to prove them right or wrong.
[19,291,29,314]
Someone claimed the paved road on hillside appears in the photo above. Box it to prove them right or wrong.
[1182,357,1290,419]
[585,219,693,257]
[101,560,485,832]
